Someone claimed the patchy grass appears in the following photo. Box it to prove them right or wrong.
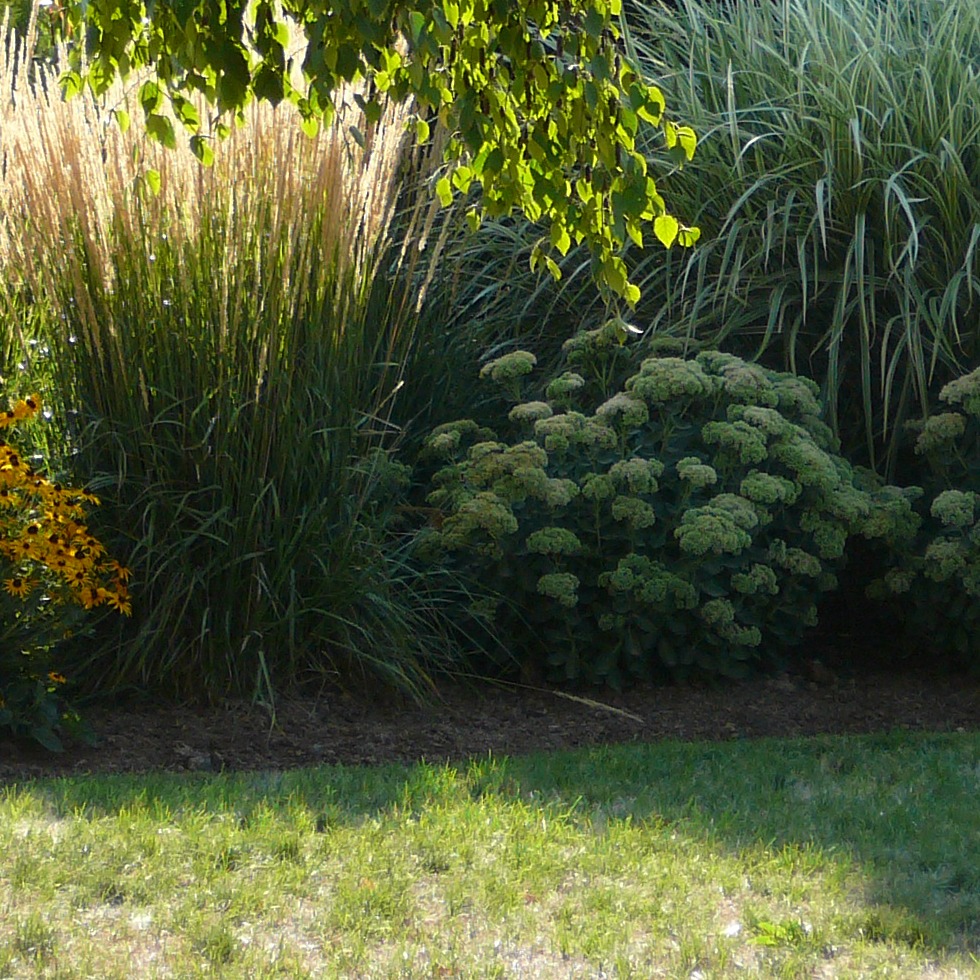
[1,733,979,977]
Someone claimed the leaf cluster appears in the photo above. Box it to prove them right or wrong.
[63,0,698,301]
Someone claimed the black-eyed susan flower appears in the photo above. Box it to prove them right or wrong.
[47,672,66,685]
[3,577,32,598]
[103,590,132,616]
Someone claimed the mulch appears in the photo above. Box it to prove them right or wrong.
[2,656,977,783]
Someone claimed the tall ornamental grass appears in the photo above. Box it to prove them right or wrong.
[619,0,980,474]
[0,18,485,703]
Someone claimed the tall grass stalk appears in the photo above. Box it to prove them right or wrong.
[0,20,481,703]
[619,0,980,473]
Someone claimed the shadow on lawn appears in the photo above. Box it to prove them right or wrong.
[17,731,980,957]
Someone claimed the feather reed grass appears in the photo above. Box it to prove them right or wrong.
[0,13,483,703]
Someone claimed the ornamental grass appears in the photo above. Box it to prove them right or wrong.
[0,13,482,704]
[622,0,980,475]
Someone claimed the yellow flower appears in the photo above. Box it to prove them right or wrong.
[3,577,32,598]
[103,590,132,616]
[47,671,66,685]
[79,585,103,609]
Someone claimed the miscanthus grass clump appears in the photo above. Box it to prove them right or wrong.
[421,329,904,685]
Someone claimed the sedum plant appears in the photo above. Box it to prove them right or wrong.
[421,329,894,685]
[867,367,980,667]
[0,394,130,750]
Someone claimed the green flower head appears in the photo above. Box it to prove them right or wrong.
[931,489,977,528]
[923,538,967,581]
[601,553,655,593]
[727,404,795,439]
[440,492,518,552]
[717,363,778,407]
[768,544,822,577]
[562,321,624,357]
[536,572,580,607]
[711,493,760,531]
[580,472,616,502]
[914,412,966,455]
[534,411,588,453]
[626,357,717,405]
[526,526,583,556]
[424,418,493,458]
[609,457,664,495]
[800,512,848,559]
[595,392,649,429]
[739,470,799,506]
[544,478,579,508]
[940,366,980,417]
[731,563,779,596]
[772,373,823,418]
[509,401,554,426]
[579,418,618,451]
[675,505,753,556]
[479,350,537,383]
[545,371,586,402]
[769,437,839,491]
[699,597,736,627]
[676,457,718,489]
[611,495,657,529]
[701,420,768,466]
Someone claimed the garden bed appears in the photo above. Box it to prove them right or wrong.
[2,653,977,782]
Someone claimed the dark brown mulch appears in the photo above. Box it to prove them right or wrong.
[2,655,978,783]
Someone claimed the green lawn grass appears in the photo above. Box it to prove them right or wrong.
[2,733,979,977]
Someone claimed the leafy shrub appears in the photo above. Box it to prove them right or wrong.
[0,394,130,750]
[419,330,896,686]
[866,367,980,666]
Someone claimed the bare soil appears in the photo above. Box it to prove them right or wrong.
[2,652,978,783]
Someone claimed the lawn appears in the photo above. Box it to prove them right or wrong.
[2,732,979,977]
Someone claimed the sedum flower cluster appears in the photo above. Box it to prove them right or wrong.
[420,336,901,687]
[867,367,980,666]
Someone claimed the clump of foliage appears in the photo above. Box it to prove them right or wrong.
[866,367,980,667]
[0,394,130,751]
[420,328,896,685]
[65,0,698,305]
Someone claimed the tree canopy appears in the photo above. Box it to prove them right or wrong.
[64,0,699,303]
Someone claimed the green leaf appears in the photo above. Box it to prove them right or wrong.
[59,69,83,100]
[408,10,426,46]
[139,79,163,115]
[654,214,679,249]
[143,169,162,196]
[465,208,482,232]
[349,125,366,148]
[145,113,177,149]
[414,117,430,143]
[300,114,320,138]
[675,125,697,162]
[190,134,215,166]
[550,222,571,256]
[112,107,131,133]
[436,175,454,207]
[171,93,200,130]
[677,226,701,248]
